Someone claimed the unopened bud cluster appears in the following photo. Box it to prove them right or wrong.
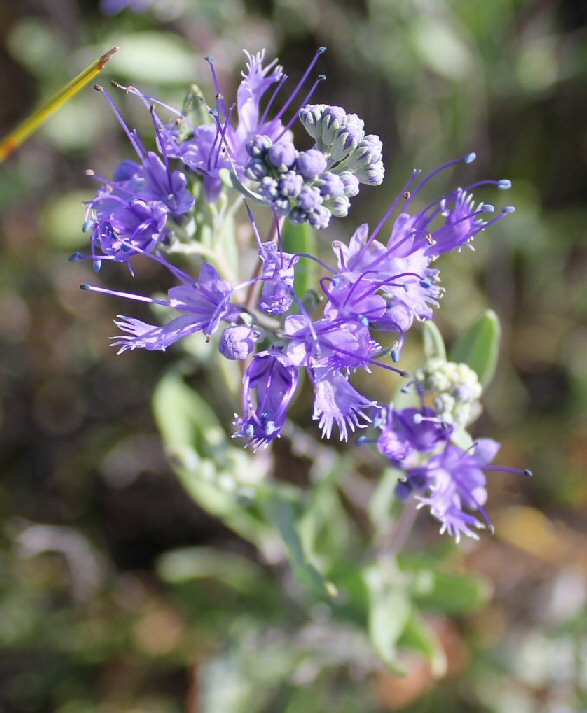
[243,101,384,229]
[415,358,482,427]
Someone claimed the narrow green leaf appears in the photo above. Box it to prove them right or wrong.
[399,609,447,677]
[422,321,447,362]
[364,566,411,671]
[368,467,401,532]
[450,309,501,388]
[282,221,317,300]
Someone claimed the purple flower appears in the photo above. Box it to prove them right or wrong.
[284,316,380,372]
[84,88,195,267]
[312,368,376,441]
[234,351,299,449]
[415,439,500,542]
[378,407,450,465]
[327,224,442,335]
[82,263,233,353]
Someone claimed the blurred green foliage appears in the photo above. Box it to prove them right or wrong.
[1,1,587,711]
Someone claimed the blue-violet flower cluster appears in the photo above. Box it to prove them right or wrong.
[77,47,528,541]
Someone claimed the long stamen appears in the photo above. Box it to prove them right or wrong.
[483,466,533,476]
[349,272,428,306]
[204,56,229,121]
[368,169,422,244]
[244,201,264,251]
[275,47,326,120]
[403,153,476,211]
[114,82,198,136]
[80,283,171,308]
[149,105,174,191]
[276,75,325,142]
[94,84,146,160]
[213,103,235,166]
[291,253,335,273]
[322,341,409,377]
[260,73,289,124]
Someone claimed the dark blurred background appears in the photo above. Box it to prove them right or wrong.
[1,0,586,711]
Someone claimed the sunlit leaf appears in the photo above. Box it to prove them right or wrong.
[450,309,501,389]
[422,321,447,362]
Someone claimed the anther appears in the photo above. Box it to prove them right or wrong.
[80,284,90,290]
[498,179,512,189]
[502,206,516,214]
[318,47,327,54]
[524,469,533,477]
[403,191,411,199]
[425,233,436,245]
[464,152,477,164]
[94,84,104,92]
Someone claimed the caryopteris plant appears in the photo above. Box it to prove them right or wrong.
[75,46,531,671]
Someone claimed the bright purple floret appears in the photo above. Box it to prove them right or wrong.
[415,439,500,542]
[312,368,375,441]
[110,263,233,353]
[234,351,300,449]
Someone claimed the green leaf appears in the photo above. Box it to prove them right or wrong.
[410,569,492,615]
[259,489,334,597]
[105,33,198,83]
[399,609,447,677]
[282,221,318,300]
[157,546,270,595]
[153,371,270,547]
[364,565,411,671]
[299,458,354,570]
[422,321,447,362]
[450,309,501,388]
[368,467,401,533]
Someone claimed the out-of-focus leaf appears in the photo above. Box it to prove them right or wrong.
[105,33,198,83]
[450,309,501,389]
[368,467,401,533]
[422,321,447,362]
[157,546,270,594]
[412,17,473,82]
[409,568,492,615]
[282,221,317,300]
[399,609,447,677]
[43,192,89,249]
[300,458,354,570]
[364,565,411,671]
[259,489,334,597]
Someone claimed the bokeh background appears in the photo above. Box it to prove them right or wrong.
[1,0,587,711]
